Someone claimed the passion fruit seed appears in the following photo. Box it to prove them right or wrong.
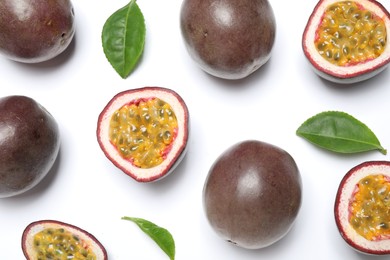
[316,1,387,66]
[33,227,96,259]
[109,97,178,169]
[349,174,390,241]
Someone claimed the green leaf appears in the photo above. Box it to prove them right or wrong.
[296,111,387,155]
[102,0,146,78]
[122,216,175,260]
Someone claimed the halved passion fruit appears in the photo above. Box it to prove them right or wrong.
[22,220,107,259]
[97,87,189,182]
[302,0,390,84]
[335,161,390,255]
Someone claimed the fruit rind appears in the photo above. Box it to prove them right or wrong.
[97,87,189,182]
[203,140,302,249]
[0,0,75,63]
[180,0,276,80]
[0,95,60,198]
[335,161,390,255]
[302,0,390,84]
[22,220,108,260]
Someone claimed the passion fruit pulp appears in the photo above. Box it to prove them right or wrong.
[22,220,107,260]
[302,0,390,84]
[203,140,302,249]
[97,87,189,182]
[335,161,390,255]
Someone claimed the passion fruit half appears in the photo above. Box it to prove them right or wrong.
[22,220,107,259]
[335,161,390,255]
[97,87,189,182]
[203,140,302,249]
[302,0,390,84]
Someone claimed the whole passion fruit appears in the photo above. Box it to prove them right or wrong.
[302,0,390,84]
[97,87,189,182]
[22,220,108,259]
[0,0,75,63]
[335,161,390,255]
[203,140,302,249]
[0,96,60,198]
[180,0,276,80]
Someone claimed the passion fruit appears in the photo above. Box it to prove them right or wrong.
[203,140,302,249]
[22,220,108,259]
[0,95,60,198]
[97,87,189,182]
[180,0,276,80]
[0,0,75,63]
[335,161,390,255]
[302,0,390,84]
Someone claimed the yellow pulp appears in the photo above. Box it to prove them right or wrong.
[109,98,178,168]
[349,174,390,241]
[33,228,96,260]
[315,1,387,66]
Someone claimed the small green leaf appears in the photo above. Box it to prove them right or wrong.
[296,111,387,154]
[102,0,146,78]
[122,216,175,260]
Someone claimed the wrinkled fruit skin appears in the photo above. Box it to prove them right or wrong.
[0,0,75,63]
[180,0,276,80]
[334,161,390,255]
[0,96,60,198]
[22,220,108,260]
[203,140,302,249]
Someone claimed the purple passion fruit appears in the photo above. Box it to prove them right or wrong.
[97,87,189,182]
[203,140,302,249]
[335,161,390,255]
[0,96,60,198]
[0,0,75,63]
[22,220,107,260]
[302,0,390,84]
[180,0,276,80]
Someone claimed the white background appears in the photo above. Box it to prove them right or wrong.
[1,0,390,259]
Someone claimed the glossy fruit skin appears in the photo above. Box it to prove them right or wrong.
[97,87,190,183]
[203,140,302,249]
[180,0,276,80]
[0,96,60,198]
[0,0,75,63]
[22,220,108,260]
[334,161,390,255]
[302,0,390,84]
